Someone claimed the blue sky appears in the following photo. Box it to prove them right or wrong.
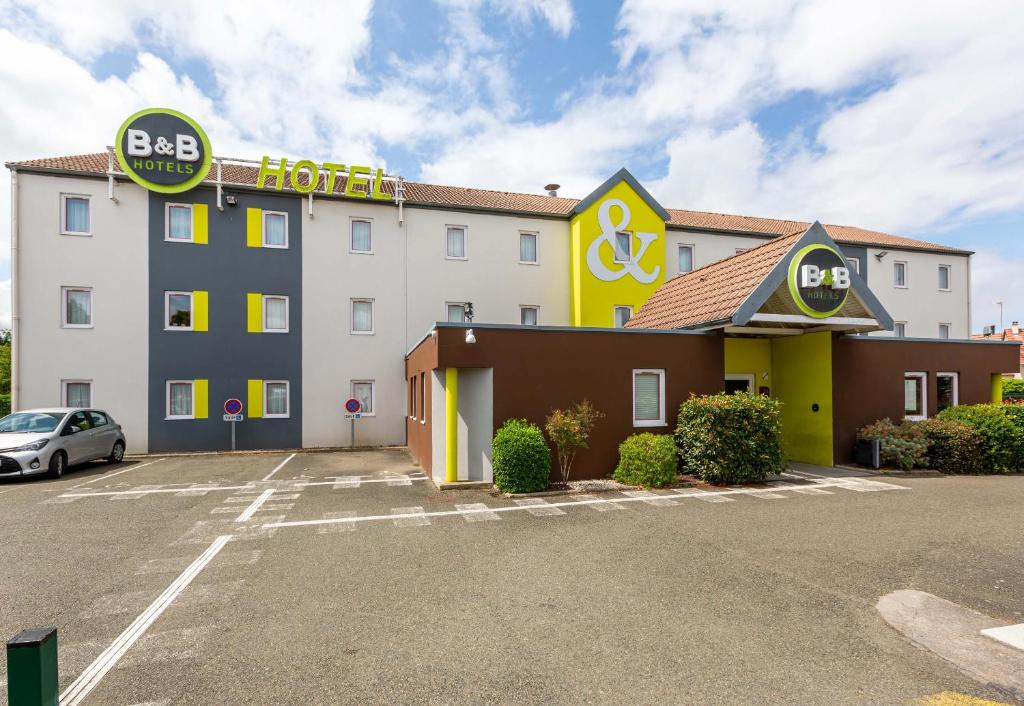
[1,0,1022,330]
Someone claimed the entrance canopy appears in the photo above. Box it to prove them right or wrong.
[628,222,893,336]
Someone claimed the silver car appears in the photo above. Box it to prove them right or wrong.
[0,408,127,479]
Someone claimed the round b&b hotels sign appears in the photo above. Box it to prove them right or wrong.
[115,108,212,193]
[787,243,851,318]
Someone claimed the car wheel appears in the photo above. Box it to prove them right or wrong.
[48,451,67,479]
[108,441,125,464]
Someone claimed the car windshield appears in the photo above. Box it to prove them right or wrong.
[0,412,65,433]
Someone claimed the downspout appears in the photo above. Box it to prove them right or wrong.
[965,253,973,336]
[10,168,19,411]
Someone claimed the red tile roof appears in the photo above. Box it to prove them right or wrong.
[972,326,1024,369]
[7,153,967,253]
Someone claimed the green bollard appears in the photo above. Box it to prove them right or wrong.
[6,627,58,706]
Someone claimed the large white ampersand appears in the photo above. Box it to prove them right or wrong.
[585,198,661,284]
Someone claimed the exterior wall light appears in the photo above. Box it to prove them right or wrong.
[465,329,476,344]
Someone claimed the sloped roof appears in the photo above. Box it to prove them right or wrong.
[7,153,968,253]
[972,327,1024,369]
[626,231,802,330]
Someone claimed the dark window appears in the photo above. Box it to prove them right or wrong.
[88,411,108,427]
[64,411,91,434]
[724,379,751,394]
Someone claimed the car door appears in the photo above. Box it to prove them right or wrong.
[87,411,116,460]
[61,411,94,464]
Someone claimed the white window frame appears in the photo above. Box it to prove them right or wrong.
[938,264,951,291]
[408,376,417,420]
[164,291,194,331]
[893,321,906,338]
[445,302,468,323]
[614,305,633,329]
[614,231,632,264]
[351,380,376,417]
[262,295,289,333]
[164,203,194,243]
[61,286,93,329]
[520,305,539,326]
[61,379,92,407]
[677,244,694,274]
[936,372,959,411]
[725,373,755,393]
[350,298,375,335]
[445,225,468,260]
[904,372,927,421]
[632,369,666,427]
[420,373,427,425]
[894,261,908,288]
[262,210,289,249]
[846,257,860,274]
[60,194,91,236]
[263,380,291,419]
[938,323,951,339]
[350,217,373,254]
[166,380,195,420]
[519,231,539,265]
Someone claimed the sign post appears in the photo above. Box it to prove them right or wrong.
[344,398,362,448]
[223,399,244,451]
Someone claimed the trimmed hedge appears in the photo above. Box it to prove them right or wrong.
[1003,378,1024,398]
[612,433,677,488]
[1003,403,1024,468]
[937,404,1017,471]
[917,419,983,474]
[675,393,784,484]
[857,418,928,471]
[492,419,551,493]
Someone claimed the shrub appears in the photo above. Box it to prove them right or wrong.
[492,419,551,493]
[917,419,983,474]
[544,400,604,485]
[857,418,929,471]
[1003,378,1024,399]
[1002,403,1024,469]
[0,393,9,418]
[612,433,678,487]
[675,393,784,484]
[937,404,1017,471]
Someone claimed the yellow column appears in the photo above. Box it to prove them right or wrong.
[445,368,458,482]
[991,374,1004,403]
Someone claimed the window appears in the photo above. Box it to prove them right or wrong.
[519,232,538,264]
[263,296,289,333]
[263,211,288,248]
[62,380,92,407]
[447,303,467,323]
[894,322,906,337]
[633,369,666,427]
[61,194,90,235]
[904,373,927,421]
[61,287,92,328]
[351,299,374,334]
[894,261,907,288]
[88,411,109,427]
[351,219,372,253]
[165,291,193,330]
[264,381,290,418]
[614,231,631,263]
[678,245,693,273]
[724,374,754,394]
[409,377,417,419]
[847,257,860,274]
[938,265,951,291]
[165,204,193,242]
[446,226,467,259]
[520,306,539,326]
[419,373,426,424]
[64,411,92,433]
[166,381,194,419]
[938,323,951,339]
[936,373,959,412]
[614,305,632,329]
[352,380,375,416]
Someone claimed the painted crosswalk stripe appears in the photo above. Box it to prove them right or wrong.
[455,503,501,521]
[677,488,734,502]
[572,494,624,511]
[512,498,566,516]
[767,481,832,495]
[391,506,430,527]
[621,490,679,506]
[331,476,361,490]
[317,511,358,534]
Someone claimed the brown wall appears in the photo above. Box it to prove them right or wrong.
[404,332,438,473]
[431,325,724,480]
[831,337,1020,464]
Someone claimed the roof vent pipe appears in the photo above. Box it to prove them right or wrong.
[1013,321,1020,335]
[544,183,560,197]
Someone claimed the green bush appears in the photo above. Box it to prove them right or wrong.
[492,418,551,493]
[612,433,678,487]
[1002,403,1024,469]
[917,419,983,474]
[857,418,929,471]
[675,393,784,484]
[1003,378,1024,398]
[937,404,1017,471]
[0,393,9,418]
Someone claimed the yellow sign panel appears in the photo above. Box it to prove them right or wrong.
[569,178,666,327]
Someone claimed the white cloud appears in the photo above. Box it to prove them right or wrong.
[971,252,1024,333]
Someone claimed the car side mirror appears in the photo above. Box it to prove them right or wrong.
[63,425,81,436]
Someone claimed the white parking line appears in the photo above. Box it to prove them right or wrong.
[235,489,275,522]
[59,484,257,498]
[262,453,296,482]
[981,623,1024,651]
[72,458,166,488]
[59,535,232,706]
[297,475,425,488]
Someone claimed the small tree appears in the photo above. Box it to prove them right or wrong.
[544,400,604,485]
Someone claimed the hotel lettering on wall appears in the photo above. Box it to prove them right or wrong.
[257,157,393,201]
[115,108,212,193]
[787,244,851,318]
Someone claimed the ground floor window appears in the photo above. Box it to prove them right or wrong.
[936,373,959,412]
[352,380,375,416]
[167,380,194,419]
[904,372,927,421]
[264,381,290,418]
[446,302,467,323]
[520,306,539,326]
[724,374,754,394]
[633,369,665,427]
[62,380,91,407]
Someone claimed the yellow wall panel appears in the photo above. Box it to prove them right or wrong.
[192,203,208,244]
[192,290,209,332]
[246,208,262,248]
[248,379,264,418]
[247,293,263,333]
[194,379,209,419]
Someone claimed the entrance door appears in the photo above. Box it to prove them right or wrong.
[724,374,755,394]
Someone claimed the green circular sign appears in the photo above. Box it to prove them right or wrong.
[115,108,212,194]
[787,243,850,318]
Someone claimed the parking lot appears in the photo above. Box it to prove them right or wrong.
[1,448,1022,704]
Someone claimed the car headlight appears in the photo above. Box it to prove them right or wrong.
[14,439,49,452]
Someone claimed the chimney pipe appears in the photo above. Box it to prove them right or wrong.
[544,183,560,197]
[1013,321,1020,335]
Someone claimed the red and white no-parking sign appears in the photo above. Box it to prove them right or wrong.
[224,398,243,416]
